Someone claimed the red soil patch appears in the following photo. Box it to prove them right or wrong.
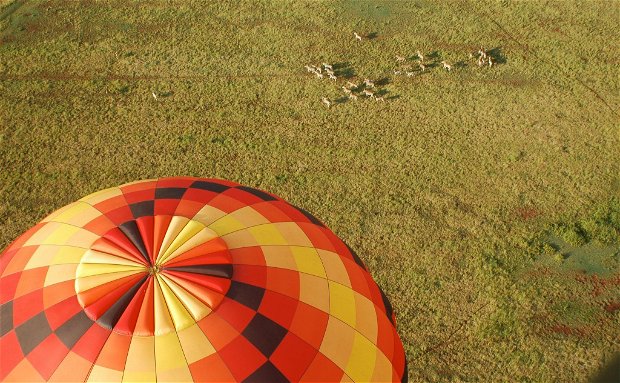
[549,324,592,337]
[603,301,620,313]
[575,274,620,297]
[516,206,540,220]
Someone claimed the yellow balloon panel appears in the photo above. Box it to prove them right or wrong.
[122,336,156,383]
[158,220,206,264]
[159,228,218,264]
[176,323,216,364]
[345,332,378,383]
[329,281,357,328]
[292,246,327,278]
[79,186,122,206]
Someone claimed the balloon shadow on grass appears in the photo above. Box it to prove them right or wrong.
[589,352,620,383]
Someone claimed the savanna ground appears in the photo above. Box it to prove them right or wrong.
[0,0,619,381]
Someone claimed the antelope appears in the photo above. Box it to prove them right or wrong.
[362,89,375,98]
[406,71,415,77]
[354,32,363,42]
[321,97,331,108]
[342,87,352,95]
[396,55,406,63]
[328,73,337,81]
[346,81,358,89]
[419,63,426,72]
[305,65,313,72]
[416,50,424,61]
[441,61,452,71]
[314,72,324,79]
[325,69,335,76]
[151,91,158,100]
[477,56,485,67]
[393,70,402,75]
[478,47,487,59]
[322,63,333,71]
[488,56,494,67]
[363,79,375,88]
[375,96,385,102]
[348,93,358,101]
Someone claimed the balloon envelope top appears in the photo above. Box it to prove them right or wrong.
[0,177,407,382]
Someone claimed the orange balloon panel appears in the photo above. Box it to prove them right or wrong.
[0,177,407,382]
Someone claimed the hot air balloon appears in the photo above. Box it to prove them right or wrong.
[0,177,407,382]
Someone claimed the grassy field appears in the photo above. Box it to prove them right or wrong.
[1,0,619,381]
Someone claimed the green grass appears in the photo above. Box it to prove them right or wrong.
[1,0,619,381]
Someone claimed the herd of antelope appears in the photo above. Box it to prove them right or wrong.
[306,32,500,108]
[392,46,496,77]
[470,47,495,67]
[307,62,387,108]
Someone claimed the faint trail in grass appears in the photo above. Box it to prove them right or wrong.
[460,0,619,118]
[0,72,541,90]
[0,72,301,81]
[413,301,492,361]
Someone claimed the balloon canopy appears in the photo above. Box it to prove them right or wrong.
[0,177,407,382]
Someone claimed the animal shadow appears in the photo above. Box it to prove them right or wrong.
[366,32,379,39]
[416,70,430,77]
[332,62,350,70]
[427,50,440,59]
[376,88,389,96]
[333,62,356,78]
[488,47,507,64]
[375,77,390,86]
[454,60,467,68]
[340,68,356,78]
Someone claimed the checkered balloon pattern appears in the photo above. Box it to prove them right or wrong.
[0,177,407,382]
